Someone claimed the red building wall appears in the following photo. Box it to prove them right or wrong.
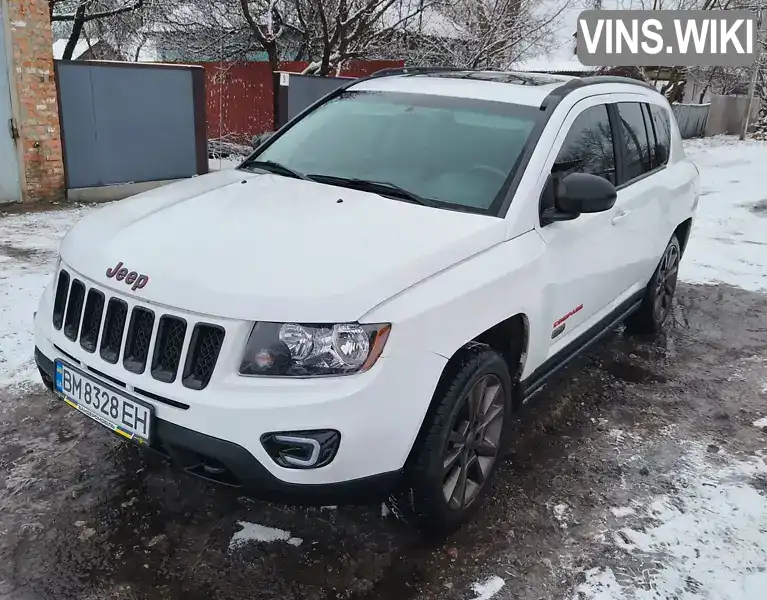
[203,60,404,143]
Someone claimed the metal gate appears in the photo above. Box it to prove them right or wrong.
[0,7,20,203]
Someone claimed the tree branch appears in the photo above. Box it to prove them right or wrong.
[52,0,144,22]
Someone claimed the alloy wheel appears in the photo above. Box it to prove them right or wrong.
[653,242,680,324]
[442,374,505,511]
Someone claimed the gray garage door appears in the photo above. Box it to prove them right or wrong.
[0,8,21,203]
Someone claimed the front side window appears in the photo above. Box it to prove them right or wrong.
[617,102,652,182]
[552,104,616,184]
[241,91,540,214]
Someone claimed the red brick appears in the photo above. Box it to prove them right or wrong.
[7,0,64,202]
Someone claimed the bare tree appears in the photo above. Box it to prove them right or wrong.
[294,0,435,75]
[127,0,434,74]
[50,0,146,59]
[86,0,170,61]
[402,0,571,70]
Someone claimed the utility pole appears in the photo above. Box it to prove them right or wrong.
[741,57,759,140]
[741,1,763,140]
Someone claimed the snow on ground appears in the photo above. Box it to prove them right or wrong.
[469,575,506,600]
[209,156,243,172]
[0,206,93,387]
[569,442,767,600]
[681,135,767,292]
[228,521,303,550]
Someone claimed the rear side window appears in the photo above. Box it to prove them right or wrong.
[552,104,616,184]
[617,103,652,182]
[649,104,671,167]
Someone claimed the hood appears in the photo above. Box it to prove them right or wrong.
[61,170,505,322]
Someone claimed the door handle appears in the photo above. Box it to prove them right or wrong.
[611,210,631,225]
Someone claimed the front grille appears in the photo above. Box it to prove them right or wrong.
[100,298,128,364]
[151,316,187,383]
[79,289,105,353]
[52,268,224,391]
[63,279,85,341]
[182,325,225,390]
[52,270,70,330]
[123,308,155,374]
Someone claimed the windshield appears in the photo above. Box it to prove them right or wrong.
[241,91,540,214]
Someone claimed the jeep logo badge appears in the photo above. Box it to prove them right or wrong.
[106,261,149,292]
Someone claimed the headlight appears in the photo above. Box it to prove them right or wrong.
[239,322,391,377]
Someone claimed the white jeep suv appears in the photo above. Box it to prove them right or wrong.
[34,68,699,533]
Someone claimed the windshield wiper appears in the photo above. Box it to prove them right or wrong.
[240,160,311,181]
[308,174,437,207]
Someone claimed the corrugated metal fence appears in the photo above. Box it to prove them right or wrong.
[56,60,208,189]
[274,72,354,129]
[671,103,710,139]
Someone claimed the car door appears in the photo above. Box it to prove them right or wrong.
[610,100,666,290]
[536,98,628,359]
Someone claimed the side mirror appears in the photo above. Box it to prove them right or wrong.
[251,131,274,149]
[543,172,617,223]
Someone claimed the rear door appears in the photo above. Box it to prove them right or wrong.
[610,100,668,289]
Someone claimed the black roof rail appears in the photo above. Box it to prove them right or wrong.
[541,74,658,110]
[368,66,469,79]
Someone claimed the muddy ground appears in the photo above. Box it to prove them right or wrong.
[1,281,766,600]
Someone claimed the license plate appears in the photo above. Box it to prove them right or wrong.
[54,360,153,445]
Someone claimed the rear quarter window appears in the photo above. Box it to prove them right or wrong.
[649,104,672,166]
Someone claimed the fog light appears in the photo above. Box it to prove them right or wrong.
[261,430,340,469]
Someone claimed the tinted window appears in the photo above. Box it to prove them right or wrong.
[553,105,616,184]
[649,104,671,167]
[642,104,660,168]
[247,91,539,213]
[617,102,652,182]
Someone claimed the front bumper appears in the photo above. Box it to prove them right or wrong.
[34,266,448,499]
[35,347,400,504]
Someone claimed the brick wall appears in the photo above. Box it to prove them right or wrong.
[6,0,65,202]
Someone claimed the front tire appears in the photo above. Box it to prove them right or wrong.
[625,234,681,334]
[388,345,512,536]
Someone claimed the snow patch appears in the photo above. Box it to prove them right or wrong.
[610,506,635,518]
[569,443,767,600]
[228,521,302,550]
[753,417,767,428]
[612,527,652,552]
[209,157,241,171]
[469,575,505,600]
[551,503,571,529]
[0,207,92,386]
[681,136,767,291]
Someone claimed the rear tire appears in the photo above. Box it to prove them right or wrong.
[625,234,681,334]
[388,345,513,536]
